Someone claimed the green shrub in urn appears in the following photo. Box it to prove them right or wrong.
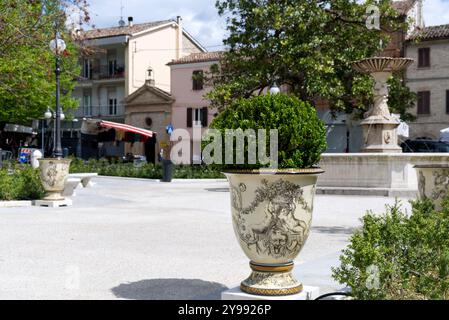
[208,93,327,296]
[207,93,327,169]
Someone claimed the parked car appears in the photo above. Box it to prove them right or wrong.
[401,139,449,153]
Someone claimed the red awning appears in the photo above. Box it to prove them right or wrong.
[98,120,155,138]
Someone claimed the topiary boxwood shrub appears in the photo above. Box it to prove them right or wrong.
[206,93,327,169]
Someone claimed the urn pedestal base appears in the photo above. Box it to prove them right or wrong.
[34,198,72,208]
[43,191,65,201]
[222,285,320,300]
[361,117,402,154]
[240,262,302,296]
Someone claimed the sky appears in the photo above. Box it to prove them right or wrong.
[84,0,449,50]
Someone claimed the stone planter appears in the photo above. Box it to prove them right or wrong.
[224,168,323,296]
[415,165,449,211]
[38,158,71,201]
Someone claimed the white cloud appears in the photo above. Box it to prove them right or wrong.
[85,0,227,50]
[424,0,449,26]
[84,0,449,50]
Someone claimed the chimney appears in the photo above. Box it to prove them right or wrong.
[417,0,425,29]
[128,16,133,27]
[176,16,183,59]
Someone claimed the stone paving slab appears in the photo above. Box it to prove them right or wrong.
[0,177,413,300]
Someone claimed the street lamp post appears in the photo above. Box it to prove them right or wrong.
[44,107,65,157]
[49,32,66,158]
[36,29,72,206]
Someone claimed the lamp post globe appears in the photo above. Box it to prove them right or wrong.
[49,34,66,55]
[44,109,52,119]
[269,82,280,95]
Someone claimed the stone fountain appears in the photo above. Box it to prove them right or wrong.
[352,57,414,153]
[316,57,449,197]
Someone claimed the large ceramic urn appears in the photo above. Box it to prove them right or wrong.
[415,165,449,211]
[38,158,71,201]
[224,168,323,296]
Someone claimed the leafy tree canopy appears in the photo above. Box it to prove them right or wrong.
[0,0,89,125]
[208,0,415,119]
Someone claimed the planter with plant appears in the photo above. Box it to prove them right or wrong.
[207,93,326,296]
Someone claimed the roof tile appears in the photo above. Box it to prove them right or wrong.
[167,51,224,65]
[81,20,173,39]
[408,24,449,41]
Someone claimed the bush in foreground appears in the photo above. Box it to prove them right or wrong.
[332,195,449,300]
[0,166,45,201]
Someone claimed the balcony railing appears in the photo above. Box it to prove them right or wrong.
[79,65,125,81]
[79,105,125,118]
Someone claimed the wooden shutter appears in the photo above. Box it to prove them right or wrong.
[201,107,208,127]
[417,91,430,115]
[446,90,449,114]
[418,49,423,67]
[418,48,430,68]
[187,108,193,128]
[192,70,204,91]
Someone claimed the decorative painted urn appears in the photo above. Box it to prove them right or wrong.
[415,165,449,211]
[225,168,323,296]
[38,158,71,201]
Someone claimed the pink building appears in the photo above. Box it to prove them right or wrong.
[167,52,223,162]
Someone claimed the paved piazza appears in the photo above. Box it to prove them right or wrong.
[0,177,413,300]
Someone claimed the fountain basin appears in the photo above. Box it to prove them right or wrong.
[352,57,414,74]
[317,153,449,197]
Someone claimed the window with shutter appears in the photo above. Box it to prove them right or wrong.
[446,90,449,114]
[418,48,430,68]
[417,91,431,115]
[187,108,193,128]
[83,59,92,79]
[201,107,208,127]
[192,70,204,91]
[83,94,92,116]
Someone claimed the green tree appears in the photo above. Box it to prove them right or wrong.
[208,0,414,118]
[388,74,417,122]
[0,0,89,125]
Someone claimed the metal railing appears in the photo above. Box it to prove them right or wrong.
[80,105,125,118]
[79,64,125,81]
